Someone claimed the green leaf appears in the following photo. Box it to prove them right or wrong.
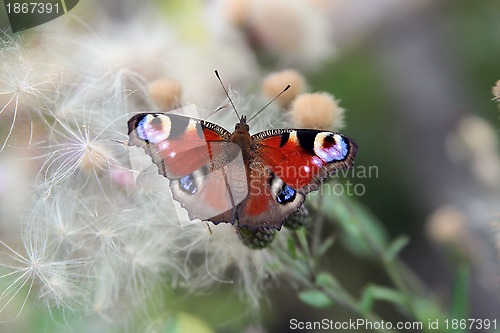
[412,299,445,332]
[315,194,389,259]
[164,312,215,333]
[287,237,297,259]
[296,227,309,250]
[383,235,409,262]
[316,236,335,257]
[298,289,334,308]
[315,272,336,288]
[359,285,407,313]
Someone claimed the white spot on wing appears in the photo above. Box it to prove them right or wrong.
[288,131,298,143]
[270,176,284,199]
[158,141,170,151]
[313,132,348,162]
[312,156,323,167]
[187,119,198,132]
[187,119,204,139]
[313,132,330,162]
[139,114,171,144]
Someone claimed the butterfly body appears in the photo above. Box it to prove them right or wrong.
[128,112,357,229]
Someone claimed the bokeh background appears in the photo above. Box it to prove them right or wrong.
[0,0,499,332]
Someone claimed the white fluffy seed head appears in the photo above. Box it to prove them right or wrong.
[290,92,345,130]
[38,128,121,188]
[0,199,89,321]
[0,35,60,150]
[0,11,341,324]
[171,223,286,309]
[79,141,114,174]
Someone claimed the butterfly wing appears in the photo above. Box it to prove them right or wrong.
[236,162,306,229]
[128,114,358,229]
[168,146,248,222]
[235,129,358,229]
[128,113,231,178]
[128,113,248,223]
[252,129,358,192]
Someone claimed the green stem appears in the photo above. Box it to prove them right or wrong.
[278,229,399,333]
[451,260,470,332]
[310,194,446,322]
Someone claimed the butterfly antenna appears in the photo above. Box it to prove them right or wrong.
[214,70,241,119]
[247,84,291,123]
[204,103,229,120]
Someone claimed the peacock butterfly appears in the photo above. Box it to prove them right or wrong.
[127,74,357,230]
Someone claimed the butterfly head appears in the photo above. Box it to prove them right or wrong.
[229,115,252,149]
[235,115,249,133]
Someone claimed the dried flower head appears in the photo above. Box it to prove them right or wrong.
[0,7,350,327]
[0,36,59,150]
[78,141,114,174]
[176,223,286,308]
[148,79,183,111]
[242,0,333,68]
[220,0,250,27]
[446,115,500,188]
[492,80,500,102]
[425,205,477,261]
[35,114,123,190]
[290,92,345,130]
[493,219,500,260]
[426,205,466,246]
[0,206,88,321]
[262,69,306,109]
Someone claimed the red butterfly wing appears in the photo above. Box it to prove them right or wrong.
[128,113,358,230]
[231,129,356,229]
[237,163,305,229]
[252,129,358,193]
[128,113,248,223]
[128,113,231,178]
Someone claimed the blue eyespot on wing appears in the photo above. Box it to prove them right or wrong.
[179,174,197,194]
[276,184,296,204]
